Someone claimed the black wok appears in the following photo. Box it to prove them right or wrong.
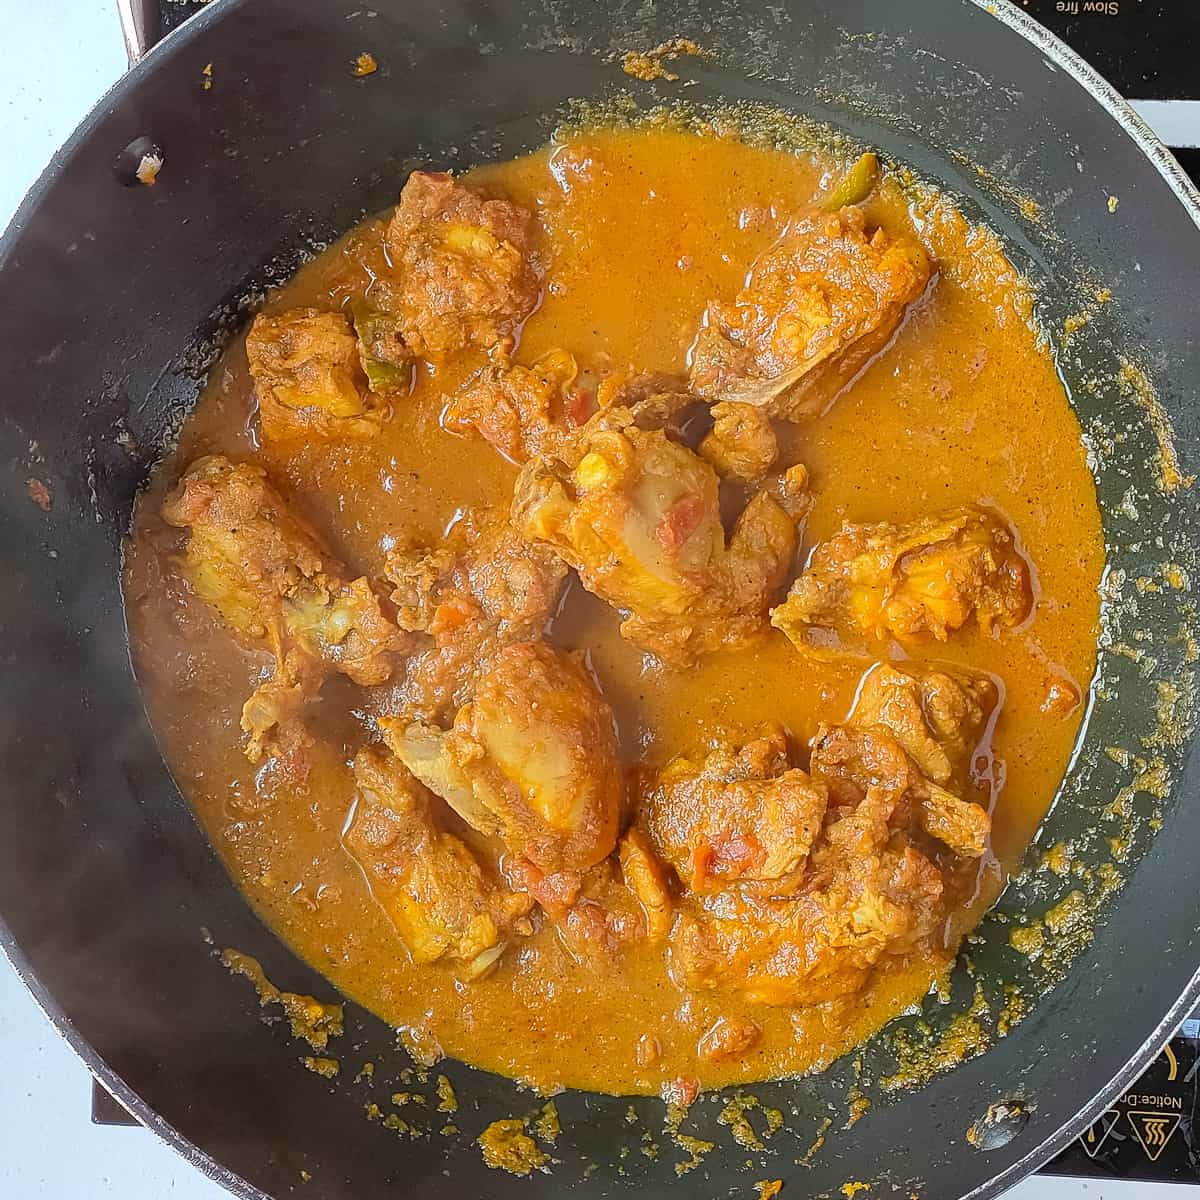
[2,1,1198,1196]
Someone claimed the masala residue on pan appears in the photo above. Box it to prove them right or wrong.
[220,949,344,1051]
[621,37,707,81]
[1116,359,1196,494]
[478,1118,550,1176]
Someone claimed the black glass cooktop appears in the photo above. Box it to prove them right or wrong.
[1044,1022,1200,1181]
[1026,0,1200,101]
[1031,0,1200,180]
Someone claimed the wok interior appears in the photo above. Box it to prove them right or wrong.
[126,111,1106,1103]
[0,1,1197,1197]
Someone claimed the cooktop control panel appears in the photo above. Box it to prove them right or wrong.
[1046,1023,1200,1181]
[1029,0,1200,99]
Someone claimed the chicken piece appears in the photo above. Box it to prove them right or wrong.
[917,784,992,860]
[671,775,945,1007]
[444,348,587,463]
[161,455,408,760]
[689,206,932,420]
[516,421,722,616]
[446,347,694,465]
[851,662,997,789]
[812,721,990,859]
[496,837,669,961]
[386,512,566,642]
[383,511,568,720]
[524,855,668,963]
[238,660,319,768]
[771,505,1032,654]
[513,410,810,664]
[245,308,387,442]
[645,730,829,894]
[345,749,532,978]
[698,401,778,480]
[380,170,539,360]
[593,369,695,421]
[161,457,403,681]
[669,679,993,1007]
[618,826,674,942]
[381,641,623,874]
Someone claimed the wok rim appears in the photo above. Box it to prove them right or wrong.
[1,1,1199,1198]
[0,4,261,1196]
[958,3,1200,1192]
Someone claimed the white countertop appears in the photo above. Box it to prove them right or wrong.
[0,2,1193,1197]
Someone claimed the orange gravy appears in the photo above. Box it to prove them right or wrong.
[124,126,1104,1095]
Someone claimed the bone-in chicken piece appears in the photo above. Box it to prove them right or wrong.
[689,206,932,420]
[771,505,1032,654]
[918,782,992,861]
[508,850,671,964]
[345,748,533,978]
[445,345,695,465]
[671,770,945,1007]
[852,662,997,787]
[379,171,540,361]
[386,513,567,643]
[444,348,587,463]
[812,720,990,860]
[495,828,674,962]
[383,511,568,721]
[645,729,828,894]
[667,667,994,1006]
[698,400,779,480]
[161,455,408,760]
[618,826,674,942]
[843,661,997,857]
[381,641,623,875]
[246,308,388,442]
[513,409,810,664]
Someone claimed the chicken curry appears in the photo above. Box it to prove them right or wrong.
[124,123,1104,1097]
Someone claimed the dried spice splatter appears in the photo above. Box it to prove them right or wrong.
[621,38,707,82]
[221,949,343,1051]
[478,1119,549,1176]
[435,1074,458,1113]
[300,1056,339,1078]
[26,478,51,511]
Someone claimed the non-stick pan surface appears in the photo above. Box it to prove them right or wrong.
[1,1,1198,1197]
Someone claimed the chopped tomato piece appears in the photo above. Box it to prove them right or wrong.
[656,493,706,551]
[690,841,716,890]
[430,596,478,637]
[563,384,595,428]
